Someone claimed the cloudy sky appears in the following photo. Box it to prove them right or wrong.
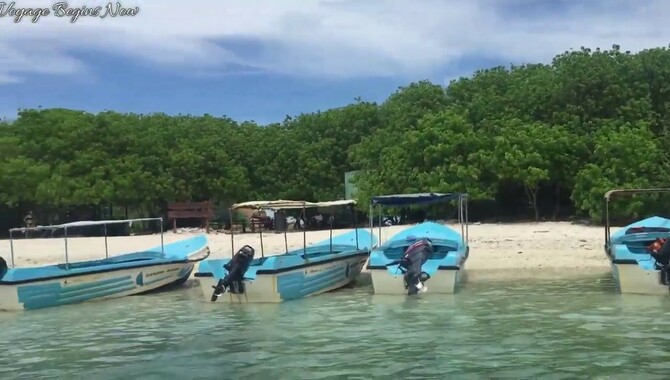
[0,0,668,124]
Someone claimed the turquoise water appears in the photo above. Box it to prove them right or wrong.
[2,273,670,379]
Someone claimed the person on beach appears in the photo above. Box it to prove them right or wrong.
[23,211,34,228]
[21,211,34,238]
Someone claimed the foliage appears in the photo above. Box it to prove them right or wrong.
[3,45,670,227]
[571,121,670,221]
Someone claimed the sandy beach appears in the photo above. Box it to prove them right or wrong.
[0,221,612,282]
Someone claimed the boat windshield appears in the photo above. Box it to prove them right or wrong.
[625,226,670,234]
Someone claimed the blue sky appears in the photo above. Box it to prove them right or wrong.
[0,0,668,125]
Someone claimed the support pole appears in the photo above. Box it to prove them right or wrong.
[160,218,165,254]
[369,204,374,249]
[353,205,359,250]
[9,231,14,268]
[329,206,334,254]
[302,203,307,257]
[64,227,69,270]
[104,224,109,259]
[259,221,265,257]
[604,198,611,248]
[465,195,469,245]
[229,207,235,257]
[377,204,382,244]
[459,195,465,246]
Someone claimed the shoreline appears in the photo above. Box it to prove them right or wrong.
[0,221,613,281]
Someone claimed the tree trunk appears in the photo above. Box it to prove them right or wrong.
[553,184,561,220]
[525,184,540,221]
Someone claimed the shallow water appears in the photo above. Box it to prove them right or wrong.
[1,273,670,379]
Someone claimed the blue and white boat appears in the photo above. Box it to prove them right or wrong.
[195,199,376,303]
[366,193,470,295]
[0,218,210,311]
[604,188,670,295]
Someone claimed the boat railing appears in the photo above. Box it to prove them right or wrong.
[603,188,670,248]
[228,199,360,259]
[7,217,164,270]
[368,192,469,249]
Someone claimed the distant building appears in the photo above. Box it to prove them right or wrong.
[344,170,361,199]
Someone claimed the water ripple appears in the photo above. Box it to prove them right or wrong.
[1,276,670,378]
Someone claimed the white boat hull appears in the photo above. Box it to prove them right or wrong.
[198,254,367,303]
[0,263,196,311]
[370,266,465,295]
[611,262,669,295]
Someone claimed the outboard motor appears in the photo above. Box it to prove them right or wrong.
[398,239,433,295]
[210,245,255,301]
[649,238,670,285]
[0,256,7,279]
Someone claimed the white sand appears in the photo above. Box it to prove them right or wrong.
[0,222,613,281]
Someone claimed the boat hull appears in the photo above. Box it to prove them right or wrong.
[611,262,669,295]
[369,265,465,295]
[367,221,469,295]
[605,215,670,295]
[0,262,197,311]
[197,253,368,303]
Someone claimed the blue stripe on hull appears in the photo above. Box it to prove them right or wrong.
[276,262,356,300]
[13,263,195,310]
[143,274,174,286]
[17,275,137,310]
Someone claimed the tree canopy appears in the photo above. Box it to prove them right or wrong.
[2,44,670,231]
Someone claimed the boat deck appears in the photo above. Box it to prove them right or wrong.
[608,216,670,269]
[368,222,468,271]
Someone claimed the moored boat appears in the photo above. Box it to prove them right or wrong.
[604,188,670,295]
[366,192,470,295]
[194,199,376,303]
[0,218,210,311]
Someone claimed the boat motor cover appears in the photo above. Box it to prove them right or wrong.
[650,238,670,267]
[0,256,7,278]
[401,239,433,263]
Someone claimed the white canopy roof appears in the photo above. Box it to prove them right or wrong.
[231,199,356,210]
[9,217,162,233]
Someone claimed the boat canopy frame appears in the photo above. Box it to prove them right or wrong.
[7,217,165,270]
[229,199,360,258]
[368,192,469,248]
[603,188,670,247]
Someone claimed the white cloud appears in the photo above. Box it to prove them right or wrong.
[0,0,669,84]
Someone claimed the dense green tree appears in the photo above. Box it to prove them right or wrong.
[2,44,670,228]
[351,108,494,206]
[571,120,670,221]
[488,119,581,220]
